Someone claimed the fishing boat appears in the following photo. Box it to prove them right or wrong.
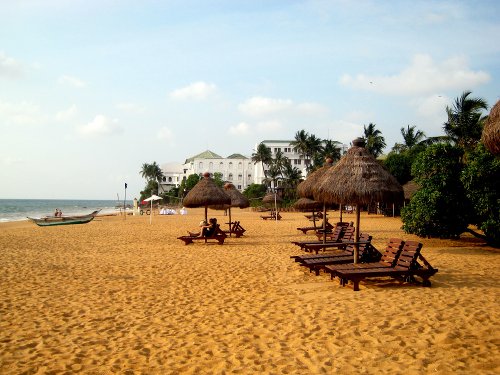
[27,210,101,227]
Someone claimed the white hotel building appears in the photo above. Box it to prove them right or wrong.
[158,140,311,192]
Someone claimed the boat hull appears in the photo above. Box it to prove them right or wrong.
[27,210,100,227]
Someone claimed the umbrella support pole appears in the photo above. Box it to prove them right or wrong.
[354,204,360,264]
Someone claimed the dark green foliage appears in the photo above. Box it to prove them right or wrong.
[140,180,159,201]
[243,184,267,206]
[212,172,224,188]
[383,152,412,185]
[401,144,472,238]
[178,174,201,197]
[461,144,500,246]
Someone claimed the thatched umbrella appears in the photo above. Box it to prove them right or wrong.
[262,192,282,221]
[314,138,403,263]
[293,197,323,228]
[482,99,500,156]
[403,180,420,202]
[210,183,249,234]
[182,172,231,222]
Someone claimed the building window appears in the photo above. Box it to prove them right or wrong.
[209,162,213,171]
[238,162,242,169]
[274,147,280,153]
[228,173,233,180]
[238,174,242,181]
[219,162,224,170]
[162,177,166,182]
[294,159,301,165]
[237,185,242,190]
[247,174,252,180]
[168,177,172,182]
[198,162,203,170]
[229,162,233,169]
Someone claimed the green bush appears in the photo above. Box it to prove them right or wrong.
[401,144,472,238]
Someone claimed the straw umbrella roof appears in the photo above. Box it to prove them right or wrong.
[262,192,283,204]
[293,197,323,211]
[314,138,403,205]
[183,173,231,208]
[297,158,333,199]
[403,180,420,200]
[210,183,249,210]
[482,99,500,156]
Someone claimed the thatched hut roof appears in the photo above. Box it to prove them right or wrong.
[297,158,333,199]
[482,99,500,156]
[210,183,249,210]
[262,192,283,205]
[293,197,323,211]
[403,180,420,200]
[313,138,403,205]
[182,173,231,208]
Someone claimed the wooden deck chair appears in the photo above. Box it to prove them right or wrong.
[298,234,375,275]
[296,220,333,235]
[225,221,246,238]
[177,224,227,245]
[291,225,347,252]
[329,241,438,291]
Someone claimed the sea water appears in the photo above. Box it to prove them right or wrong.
[0,199,130,223]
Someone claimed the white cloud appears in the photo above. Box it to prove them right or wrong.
[229,122,250,135]
[296,102,329,116]
[55,104,77,122]
[115,102,146,114]
[329,120,364,145]
[1,156,23,166]
[78,115,122,137]
[58,74,86,88]
[256,120,282,133]
[412,94,450,118]
[340,54,490,96]
[157,126,174,142]
[0,100,45,125]
[169,81,217,100]
[238,96,293,117]
[0,51,24,78]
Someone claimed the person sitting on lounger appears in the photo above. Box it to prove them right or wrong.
[203,218,217,237]
[188,220,211,237]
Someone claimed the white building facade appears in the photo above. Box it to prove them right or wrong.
[159,150,254,192]
[253,140,309,184]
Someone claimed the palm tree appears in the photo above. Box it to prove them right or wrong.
[272,149,289,179]
[443,91,488,151]
[401,125,426,150]
[251,142,273,180]
[140,162,164,195]
[322,139,342,162]
[363,123,386,157]
[290,129,309,161]
[282,161,303,199]
[305,134,324,170]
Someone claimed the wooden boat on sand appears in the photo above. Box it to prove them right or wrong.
[27,210,101,227]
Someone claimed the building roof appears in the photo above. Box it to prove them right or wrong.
[261,140,294,144]
[227,153,248,159]
[184,150,223,164]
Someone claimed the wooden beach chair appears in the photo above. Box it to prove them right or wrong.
[291,225,345,251]
[224,221,246,238]
[314,221,353,241]
[177,224,227,245]
[260,210,282,220]
[296,220,333,235]
[298,234,379,275]
[327,241,438,291]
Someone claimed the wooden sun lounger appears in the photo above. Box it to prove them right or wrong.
[261,211,282,220]
[291,226,346,251]
[314,222,353,241]
[224,221,246,238]
[296,221,333,235]
[177,225,227,245]
[327,240,438,291]
[298,234,377,275]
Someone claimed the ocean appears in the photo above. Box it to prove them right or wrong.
[0,199,131,223]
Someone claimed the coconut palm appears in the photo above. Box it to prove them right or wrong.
[272,149,289,179]
[401,125,426,149]
[444,91,488,151]
[140,162,164,183]
[290,129,309,161]
[251,142,273,178]
[321,139,342,162]
[363,123,386,157]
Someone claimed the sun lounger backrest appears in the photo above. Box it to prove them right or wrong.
[379,238,405,266]
[395,241,423,270]
[343,233,371,255]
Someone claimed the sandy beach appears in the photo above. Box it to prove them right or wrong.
[0,209,499,374]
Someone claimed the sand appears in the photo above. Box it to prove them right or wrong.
[0,209,499,374]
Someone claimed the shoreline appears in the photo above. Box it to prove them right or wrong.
[1,209,498,374]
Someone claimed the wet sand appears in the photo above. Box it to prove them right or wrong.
[0,209,499,374]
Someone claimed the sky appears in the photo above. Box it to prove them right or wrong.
[1,0,499,200]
